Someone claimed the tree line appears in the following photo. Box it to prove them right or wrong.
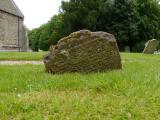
[28,0,160,52]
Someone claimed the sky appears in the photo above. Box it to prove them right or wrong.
[14,0,64,29]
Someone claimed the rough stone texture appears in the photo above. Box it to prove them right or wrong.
[0,9,28,51]
[0,0,24,18]
[143,39,159,54]
[19,23,28,52]
[44,30,122,74]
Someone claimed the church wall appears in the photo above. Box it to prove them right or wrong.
[19,19,28,52]
[0,11,27,52]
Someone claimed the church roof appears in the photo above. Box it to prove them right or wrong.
[0,0,24,18]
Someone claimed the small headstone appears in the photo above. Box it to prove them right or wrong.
[44,30,122,74]
[124,46,130,52]
[143,39,159,54]
[154,50,160,54]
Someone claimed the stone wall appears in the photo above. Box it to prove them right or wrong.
[0,11,27,51]
[19,20,28,52]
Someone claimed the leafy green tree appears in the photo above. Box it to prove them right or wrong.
[39,24,50,51]
[29,0,160,52]
[61,0,101,32]
[28,28,41,51]
[136,0,160,51]
[29,14,64,51]
[47,14,64,44]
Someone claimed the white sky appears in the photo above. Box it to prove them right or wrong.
[14,0,64,30]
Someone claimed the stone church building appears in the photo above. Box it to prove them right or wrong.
[0,0,28,51]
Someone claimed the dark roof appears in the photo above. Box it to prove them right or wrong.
[0,0,24,18]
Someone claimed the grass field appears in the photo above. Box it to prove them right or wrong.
[0,52,47,61]
[0,53,160,119]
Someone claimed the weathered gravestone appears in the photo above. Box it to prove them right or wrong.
[44,30,122,74]
[143,39,159,54]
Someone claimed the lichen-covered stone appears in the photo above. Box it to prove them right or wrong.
[44,30,122,74]
[143,39,159,54]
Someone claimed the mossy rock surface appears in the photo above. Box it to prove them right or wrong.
[44,30,122,74]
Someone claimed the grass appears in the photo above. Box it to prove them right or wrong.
[0,53,160,119]
[0,52,47,61]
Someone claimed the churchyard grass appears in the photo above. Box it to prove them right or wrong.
[0,53,160,119]
[0,52,47,61]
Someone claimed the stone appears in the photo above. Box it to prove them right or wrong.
[44,30,122,74]
[154,50,160,54]
[143,39,159,54]
[124,46,130,52]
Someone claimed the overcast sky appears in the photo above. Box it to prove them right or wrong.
[14,0,64,29]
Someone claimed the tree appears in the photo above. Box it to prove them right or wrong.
[135,0,160,51]
[28,28,41,51]
[29,0,160,52]
[29,14,64,51]
[101,0,140,51]
[61,0,160,52]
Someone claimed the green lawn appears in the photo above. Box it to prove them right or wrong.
[0,52,47,61]
[0,53,160,119]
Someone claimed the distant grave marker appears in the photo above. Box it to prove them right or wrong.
[44,30,122,74]
[124,46,130,53]
[143,39,159,54]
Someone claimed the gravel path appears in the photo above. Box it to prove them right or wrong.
[0,61,43,65]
